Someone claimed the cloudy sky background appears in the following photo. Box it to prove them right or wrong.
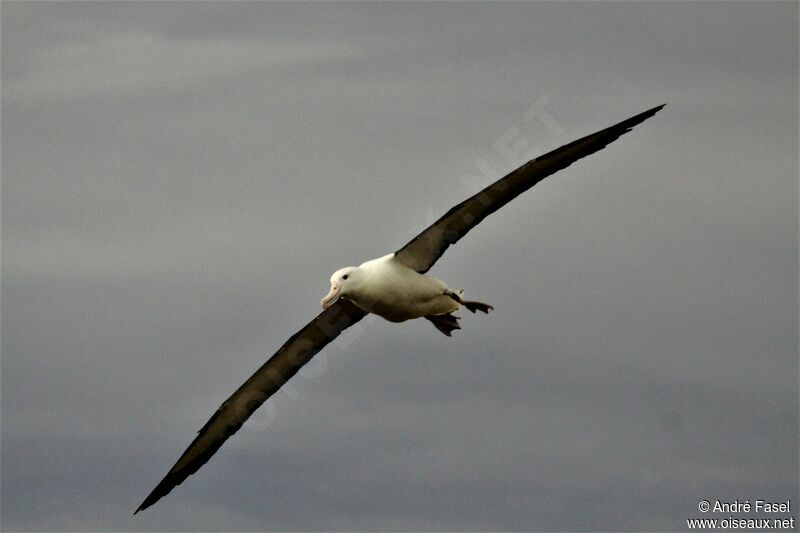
[2,2,797,531]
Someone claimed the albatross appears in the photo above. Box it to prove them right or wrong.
[135,104,664,513]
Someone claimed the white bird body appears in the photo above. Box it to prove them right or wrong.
[331,253,459,322]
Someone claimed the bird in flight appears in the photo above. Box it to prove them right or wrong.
[135,104,664,513]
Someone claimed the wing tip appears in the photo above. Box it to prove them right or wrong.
[621,103,667,128]
[605,103,666,142]
[133,493,157,515]
[134,470,182,515]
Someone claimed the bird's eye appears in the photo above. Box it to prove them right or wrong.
[343,274,349,280]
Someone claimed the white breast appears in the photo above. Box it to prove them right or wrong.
[350,254,457,322]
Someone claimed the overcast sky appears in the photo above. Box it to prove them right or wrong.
[2,2,797,531]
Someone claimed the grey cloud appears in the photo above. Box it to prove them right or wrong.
[2,2,797,531]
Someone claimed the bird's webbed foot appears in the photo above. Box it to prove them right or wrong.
[444,289,493,314]
[425,313,461,336]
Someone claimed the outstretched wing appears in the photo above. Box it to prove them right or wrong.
[394,105,665,273]
[135,298,367,514]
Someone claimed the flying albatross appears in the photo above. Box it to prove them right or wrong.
[135,104,664,513]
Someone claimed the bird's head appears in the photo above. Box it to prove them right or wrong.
[321,266,360,309]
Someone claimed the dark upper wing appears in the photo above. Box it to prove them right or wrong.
[134,298,367,514]
[394,105,665,273]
